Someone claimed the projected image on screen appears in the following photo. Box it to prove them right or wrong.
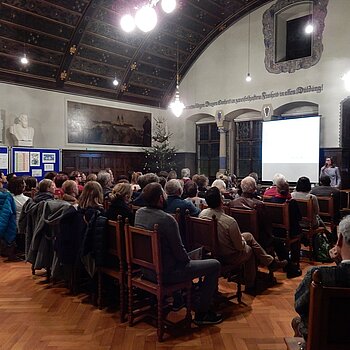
[262,117,320,183]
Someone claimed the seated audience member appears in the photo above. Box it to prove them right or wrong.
[135,182,223,325]
[105,168,115,186]
[157,170,169,179]
[97,170,113,198]
[44,171,57,181]
[211,179,226,194]
[54,172,69,198]
[116,174,129,184]
[61,180,79,205]
[132,173,159,206]
[78,181,105,220]
[268,180,302,278]
[248,172,262,198]
[86,173,97,182]
[193,174,209,198]
[264,173,291,199]
[184,180,206,208]
[292,176,320,228]
[292,215,350,340]
[23,176,37,197]
[0,179,17,261]
[181,168,191,185]
[230,176,273,250]
[6,173,16,183]
[34,179,56,203]
[167,170,177,181]
[106,182,134,224]
[310,174,341,226]
[0,171,7,188]
[130,171,142,191]
[69,171,84,193]
[7,177,29,226]
[80,172,87,185]
[200,187,287,294]
[158,176,166,189]
[165,179,200,217]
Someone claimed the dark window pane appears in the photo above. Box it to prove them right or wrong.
[210,124,219,140]
[198,125,209,141]
[238,143,250,159]
[286,15,312,61]
[237,160,250,178]
[237,121,251,140]
[199,144,209,159]
[210,143,219,158]
[209,159,219,177]
[251,142,261,159]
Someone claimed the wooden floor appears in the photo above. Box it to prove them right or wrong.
[0,258,320,350]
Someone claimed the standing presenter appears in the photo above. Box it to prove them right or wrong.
[320,156,341,188]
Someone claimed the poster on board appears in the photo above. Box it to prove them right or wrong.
[14,151,30,172]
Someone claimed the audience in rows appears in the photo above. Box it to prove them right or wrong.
[1,165,347,339]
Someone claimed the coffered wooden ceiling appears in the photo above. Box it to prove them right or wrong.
[0,0,271,107]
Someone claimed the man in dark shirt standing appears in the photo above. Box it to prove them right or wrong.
[134,182,223,325]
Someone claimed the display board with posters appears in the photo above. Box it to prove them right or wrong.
[11,147,60,180]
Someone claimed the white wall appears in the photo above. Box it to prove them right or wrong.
[1,1,349,155]
[179,0,350,152]
[0,83,184,152]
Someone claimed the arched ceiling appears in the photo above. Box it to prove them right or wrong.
[0,0,272,108]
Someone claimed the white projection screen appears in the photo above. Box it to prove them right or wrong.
[262,116,320,183]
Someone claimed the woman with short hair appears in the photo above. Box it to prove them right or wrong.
[7,177,29,226]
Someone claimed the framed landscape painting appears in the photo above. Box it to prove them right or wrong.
[67,101,152,147]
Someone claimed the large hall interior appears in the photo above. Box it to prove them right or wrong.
[1,0,350,349]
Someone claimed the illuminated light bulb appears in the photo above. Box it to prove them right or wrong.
[120,14,135,32]
[161,0,176,13]
[169,87,185,117]
[113,78,119,86]
[246,73,252,82]
[135,5,157,32]
[305,23,313,34]
[20,53,28,65]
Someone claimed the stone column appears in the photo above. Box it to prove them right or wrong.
[218,127,227,174]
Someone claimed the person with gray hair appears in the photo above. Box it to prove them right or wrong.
[97,170,112,198]
[264,173,291,199]
[293,215,350,340]
[165,179,200,217]
[181,168,191,184]
[230,176,274,250]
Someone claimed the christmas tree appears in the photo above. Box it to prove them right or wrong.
[143,116,177,173]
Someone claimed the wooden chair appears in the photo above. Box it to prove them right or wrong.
[124,222,192,342]
[103,199,111,210]
[264,201,301,258]
[294,198,324,260]
[185,214,243,303]
[229,207,259,240]
[317,195,336,232]
[285,269,350,350]
[97,217,127,322]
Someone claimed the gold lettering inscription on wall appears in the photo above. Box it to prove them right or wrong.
[187,84,324,110]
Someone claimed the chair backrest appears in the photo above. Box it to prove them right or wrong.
[307,269,350,350]
[125,222,161,279]
[103,199,111,210]
[293,198,313,228]
[317,195,334,220]
[264,201,290,232]
[170,207,181,224]
[229,207,259,240]
[185,214,219,257]
[106,217,125,263]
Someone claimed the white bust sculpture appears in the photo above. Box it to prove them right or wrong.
[9,114,35,146]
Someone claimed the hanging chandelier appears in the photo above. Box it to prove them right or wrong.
[120,0,176,33]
